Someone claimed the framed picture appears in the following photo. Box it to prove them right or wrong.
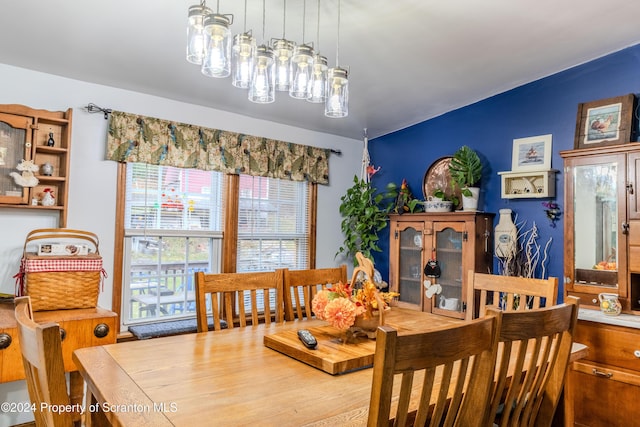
[511,134,552,171]
[574,94,636,149]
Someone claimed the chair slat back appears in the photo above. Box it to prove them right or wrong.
[368,311,502,427]
[14,296,73,427]
[485,296,579,427]
[283,266,347,320]
[466,271,558,321]
[194,270,284,332]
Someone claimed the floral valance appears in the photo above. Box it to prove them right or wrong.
[106,110,330,184]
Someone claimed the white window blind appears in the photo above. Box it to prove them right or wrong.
[237,175,309,272]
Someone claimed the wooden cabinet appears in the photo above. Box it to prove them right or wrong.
[567,318,640,427]
[0,302,116,383]
[562,143,640,426]
[388,212,494,319]
[561,143,640,312]
[0,104,72,227]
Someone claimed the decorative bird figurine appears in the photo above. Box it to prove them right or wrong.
[393,179,414,214]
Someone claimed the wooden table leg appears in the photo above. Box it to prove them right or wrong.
[69,371,84,427]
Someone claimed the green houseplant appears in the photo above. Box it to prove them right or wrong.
[449,145,482,196]
[336,176,397,265]
[449,145,482,211]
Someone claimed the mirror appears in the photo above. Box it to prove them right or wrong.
[573,162,618,286]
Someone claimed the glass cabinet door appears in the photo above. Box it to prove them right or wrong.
[432,222,465,316]
[395,224,424,310]
[0,112,33,204]
[567,153,627,297]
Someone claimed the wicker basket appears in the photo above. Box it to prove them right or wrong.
[17,228,104,311]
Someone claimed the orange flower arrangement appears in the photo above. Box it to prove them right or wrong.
[311,279,399,331]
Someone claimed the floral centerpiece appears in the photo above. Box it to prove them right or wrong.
[311,279,399,334]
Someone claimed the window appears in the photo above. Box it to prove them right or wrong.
[237,174,309,272]
[236,175,310,314]
[121,163,224,326]
[116,164,316,332]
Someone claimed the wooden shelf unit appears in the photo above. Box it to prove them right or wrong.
[0,104,72,227]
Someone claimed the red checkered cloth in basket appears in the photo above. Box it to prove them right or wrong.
[23,257,103,272]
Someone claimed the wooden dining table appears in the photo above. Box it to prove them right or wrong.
[73,308,587,427]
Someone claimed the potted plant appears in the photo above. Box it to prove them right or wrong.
[336,176,397,265]
[449,145,483,210]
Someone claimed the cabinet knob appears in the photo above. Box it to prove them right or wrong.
[0,333,12,350]
[94,323,110,339]
[59,328,66,342]
[634,350,640,358]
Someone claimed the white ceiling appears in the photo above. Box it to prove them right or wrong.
[1,0,640,140]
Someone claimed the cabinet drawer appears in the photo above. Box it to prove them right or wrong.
[575,320,640,371]
[567,291,600,309]
[0,305,117,383]
[569,362,640,427]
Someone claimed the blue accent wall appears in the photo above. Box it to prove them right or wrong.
[370,43,640,300]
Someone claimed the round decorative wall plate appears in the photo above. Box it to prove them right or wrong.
[422,156,462,210]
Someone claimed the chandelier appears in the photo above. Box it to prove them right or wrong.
[186,0,348,118]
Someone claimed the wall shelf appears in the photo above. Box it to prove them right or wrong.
[498,169,557,199]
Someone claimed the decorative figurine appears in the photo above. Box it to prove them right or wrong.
[47,132,55,147]
[41,162,54,176]
[9,159,39,187]
[41,188,55,206]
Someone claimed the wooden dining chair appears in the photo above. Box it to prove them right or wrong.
[465,271,558,321]
[484,296,579,427]
[14,296,74,427]
[194,270,285,332]
[282,265,347,320]
[368,311,502,427]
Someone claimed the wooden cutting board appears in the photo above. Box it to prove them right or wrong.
[263,325,377,375]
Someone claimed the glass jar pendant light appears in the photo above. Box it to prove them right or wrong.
[307,54,327,103]
[249,0,275,104]
[325,0,348,117]
[249,45,276,103]
[325,67,348,117]
[186,1,212,65]
[232,33,256,88]
[272,0,295,92]
[289,0,314,99]
[273,39,295,92]
[201,11,233,78]
[231,0,254,89]
[307,0,327,103]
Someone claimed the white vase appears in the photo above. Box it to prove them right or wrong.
[461,187,479,211]
[495,208,517,258]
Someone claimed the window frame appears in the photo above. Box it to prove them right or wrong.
[112,164,318,336]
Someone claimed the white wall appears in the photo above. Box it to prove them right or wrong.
[0,63,362,425]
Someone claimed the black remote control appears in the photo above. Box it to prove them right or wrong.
[297,329,318,349]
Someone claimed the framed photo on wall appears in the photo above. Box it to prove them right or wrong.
[512,134,552,171]
[574,94,636,149]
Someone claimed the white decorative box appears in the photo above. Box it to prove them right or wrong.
[37,243,89,256]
